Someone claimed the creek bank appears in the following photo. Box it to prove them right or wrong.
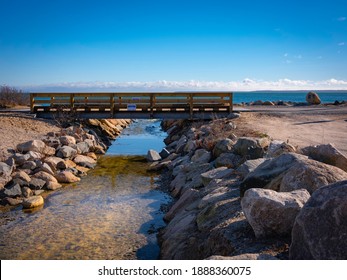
[152,116,347,260]
[0,118,131,209]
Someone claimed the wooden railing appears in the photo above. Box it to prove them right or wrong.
[30,92,233,119]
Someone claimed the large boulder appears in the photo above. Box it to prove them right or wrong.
[290,180,347,259]
[11,153,30,165]
[233,137,270,159]
[301,143,347,172]
[279,159,347,194]
[241,188,310,238]
[32,171,58,183]
[76,141,90,154]
[59,136,76,146]
[266,140,296,158]
[3,183,22,197]
[201,167,233,187]
[240,153,307,196]
[306,91,321,105]
[215,153,242,168]
[0,162,14,188]
[236,158,268,179]
[44,156,65,171]
[212,138,234,158]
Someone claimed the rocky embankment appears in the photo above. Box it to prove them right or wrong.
[149,116,347,260]
[0,118,130,209]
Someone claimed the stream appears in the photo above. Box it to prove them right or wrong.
[0,120,171,260]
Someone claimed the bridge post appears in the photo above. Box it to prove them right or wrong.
[30,93,35,113]
[189,93,193,119]
[70,94,75,111]
[229,92,233,112]
[150,93,154,118]
[110,93,115,116]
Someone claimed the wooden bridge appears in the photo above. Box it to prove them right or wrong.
[30,92,233,119]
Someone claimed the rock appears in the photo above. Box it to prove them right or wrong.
[170,172,187,197]
[76,141,90,154]
[279,158,347,194]
[32,171,58,183]
[45,181,62,190]
[11,153,30,165]
[252,100,264,105]
[263,101,275,106]
[27,151,43,160]
[86,152,97,160]
[215,153,242,168]
[191,149,211,164]
[57,146,78,158]
[73,155,96,168]
[290,180,347,259]
[29,178,46,190]
[146,150,162,162]
[75,165,90,174]
[183,140,197,154]
[206,254,278,260]
[241,188,310,238]
[44,156,65,171]
[55,171,81,183]
[22,186,33,198]
[175,135,188,154]
[233,137,270,159]
[3,183,22,197]
[227,112,241,119]
[236,158,268,179]
[16,140,46,153]
[159,148,170,159]
[42,146,56,156]
[266,140,296,158]
[12,171,31,183]
[306,91,321,105]
[0,162,14,178]
[21,161,37,170]
[201,167,234,187]
[240,153,308,196]
[301,143,347,172]
[57,159,77,170]
[36,162,54,175]
[22,195,44,209]
[59,135,76,146]
[4,197,23,206]
[212,138,234,158]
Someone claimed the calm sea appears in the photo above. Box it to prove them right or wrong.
[233,91,347,104]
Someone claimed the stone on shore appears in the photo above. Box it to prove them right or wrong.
[73,155,96,168]
[29,178,46,190]
[306,91,321,105]
[191,149,211,164]
[233,137,270,159]
[290,180,347,259]
[12,171,31,183]
[76,141,90,154]
[236,158,268,179]
[45,181,62,190]
[3,183,22,197]
[16,140,46,154]
[21,161,37,170]
[0,162,14,188]
[22,195,44,209]
[11,153,30,165]
[57,159,77,170]
[201,167,233,187]
[55,171,81,183]
[159,148,170,159]
[22,186,33,198]
[32,171,58,183]
[44,156,65,171]
[57,146,78,158]
[215,153,243,168]
[241,188,310,238]
[146,150,162,162]
[212,138,234,158]
[59,135,76,146]
[266,140,296,158]
[301,143,347,172]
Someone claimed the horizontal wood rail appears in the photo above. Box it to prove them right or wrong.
[30,92,233,119]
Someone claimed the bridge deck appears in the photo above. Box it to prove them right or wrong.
[30,92,233,119]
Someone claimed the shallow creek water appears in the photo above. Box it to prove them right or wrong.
[0,120,171,260]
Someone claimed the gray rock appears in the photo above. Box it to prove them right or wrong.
[32,171,58,183]
[12,171,31,183]
[301,143,347,172]
[215,153,242,168]
[57,146,78,158]
[159,148,170,159]
[55,171,81,183]
[279,159,347,194]
[21,161,37,170]
[266,140,296,158]
[22,186,33,198]
[175,135,188,154]
[27,151,43,160]
[36,162,54,175]
[240,153,308,196]
[45,181,62,190]
[17,140,46,153]
[73,155,96,168]
[183,140,197,154]
[22,195,44,209]
[290,180,347,259]
[306,91,321,105]
[29,178,46,190]
[201,167,233,187]
[170,172,187,197]
[3,183,22,197]
[146,150,162,162]
[76,141,90,154]
[44,156,65,171]
[4,197,23,206]
[0,161,14,178]
[212,138,234,158]
[241,188,310,238]
[233,137,270,159]
[191,149,211,164]
[236,158,268,179]
[11,153,30,165]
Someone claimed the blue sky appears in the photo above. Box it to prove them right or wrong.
[1,0,347,91]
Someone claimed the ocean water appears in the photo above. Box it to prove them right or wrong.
[233,91,347,104]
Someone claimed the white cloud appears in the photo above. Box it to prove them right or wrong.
[338,42,345,46]
[20,78,347,92]
[337,17,346,21]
